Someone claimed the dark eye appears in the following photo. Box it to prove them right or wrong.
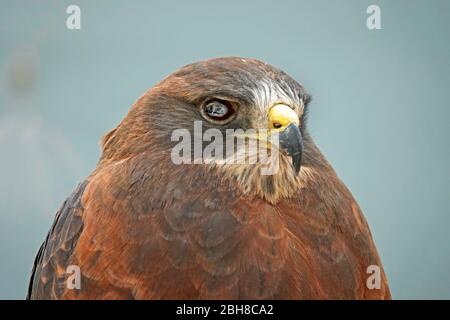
[200,99,236,124]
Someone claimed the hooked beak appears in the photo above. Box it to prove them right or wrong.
[279,123,303,175]
[269,104,303,175]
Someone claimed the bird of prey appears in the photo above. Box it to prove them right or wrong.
[28,57,390,299]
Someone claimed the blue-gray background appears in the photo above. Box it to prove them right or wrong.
[1,0,449,299]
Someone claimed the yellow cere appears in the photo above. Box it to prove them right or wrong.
[268,104,300,131]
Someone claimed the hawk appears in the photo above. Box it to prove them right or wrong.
[28,57,390,299]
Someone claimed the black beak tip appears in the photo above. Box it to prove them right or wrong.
[279,123,303,176]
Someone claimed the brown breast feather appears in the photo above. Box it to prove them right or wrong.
[28,150,390,299]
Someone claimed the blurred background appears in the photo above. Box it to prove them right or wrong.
[1,0,449,299]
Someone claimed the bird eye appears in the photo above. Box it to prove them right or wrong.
[200,99,236,124]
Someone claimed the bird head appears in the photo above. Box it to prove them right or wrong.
[100,57,316,203]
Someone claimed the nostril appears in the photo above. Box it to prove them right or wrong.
[273,122,282,129]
